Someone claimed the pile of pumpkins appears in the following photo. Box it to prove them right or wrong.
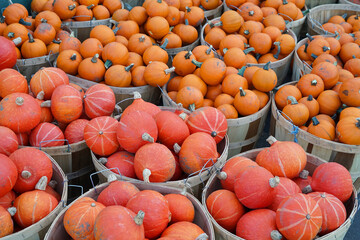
[206,136,353,239]
[0,147,60,237]
[86,97,228,182]
[62,178,208,239]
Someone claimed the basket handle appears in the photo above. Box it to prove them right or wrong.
[90,167,123,193]
[39,139,71,152]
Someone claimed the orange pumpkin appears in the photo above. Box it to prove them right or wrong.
[252,62,277,92]
[165,194,195,223]
[192,58,226,86]
[308,116,335,141]
[281,96,309,126]
[0,69,28,98]
[234,88,260,116]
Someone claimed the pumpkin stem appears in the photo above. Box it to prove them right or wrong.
[160,38,168,49]
[266,136,277,145]
[68,4,76,10]
[283,0,288,4]
[178,112,187,120]
[134,210,145,225]
[19,18,31,26]
[164,66,175,75]
[173,143,181,154]
[48,180,57,189]
[41,18,47,23]
[70,53,77,61]
[195,233,209,240]
[28,33,35,43]
[36,91,45,100]
[304,42,308,53]
[142,133,154,143]
[35,176,48,191]
[302,9,309,15]
[249,10,254,16]
[191,59,203,68]
[125,63,134,72]
[335,31,340,40]
[104,60,113,69]
[306,33,314,42]
[21,170,31,179]
[312,117,319,126]
[15,97,24,106]
[273,42,281,59]
[243,47,254,55]
[206,45,213,55]
[299,170,309,179]
[311,53,318,59]
[311,79,317,86]
[7,32,14,38]
[303,185,312,193]
[239,87,246,97]
[91,53,99,63]
[143,168,151,183]
[307,95,313,101]
[133,91,142,99]
[139,36,145,42]
[185,6,191,12]
[211,131,217,137]
[269,176,280,188]
[238,66,246,76]
[12,37,22,46]
[356,118,360,128]
[287,96,298,105]
[185,19,189,25]
[107,174,117,183]
[185,51,192,59]
[270,230,283,240]
[53,39,61,44]
[189,103,196,112]
[87,4,94,9]
[113,27,119,34]
[342,13,348,19]
[223,48,228,54]
[263,61,271,70]
[41,100,51,107]
[98,157,108,165]
[243,29,250,35]
[7,207,16,217]
[216,171,227,180]
[322,46,330,52]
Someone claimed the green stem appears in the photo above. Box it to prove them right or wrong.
[160,38,168,49]
[185,51,192,59]
[243,29,249,35]
[91,54,99,63]
[239,87,246,96]
[189,103,196,112]
[342,13,347,19]
[307,95,313,101]
[249,10,254,16]
[306,33,314,42]
[19,18,31,26]
[87,4,94,9]
[104,60,112,69]
[274,42,280,59]
[28,33,34,43]
[186,6,191,12]
[304,42,308,53]
[238,66,246,76]
[283,0,288,4]
[312,117,319,126]
[68,4,76,10]
[185,19,189,25]
[206,45,212,55]
[311,79,317,86]
[287,96,298,105]
[125,63,134,72]
[322,46,330,52]
[311,53,318,59]
[7,32,14,38]
[356,118,360,128]
[53,39,61,44]
[192,59,203,68]
[70,53,77,61]
[243,47,254,55]
[263,61,271,70]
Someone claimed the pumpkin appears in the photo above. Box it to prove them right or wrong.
[90,25,116,46]
[0,126,18,157]
[276,193,322,240]
[131,66,147,87]
[64,197,105,239]
[0,93,41,133]
[143,61,175,87]
[20,33,47,59]
[269,177,301,211]
[99,151,135,178]
[0,36,18,71]
[29,122,64,147]
[234,165,279,209]
[339,107,360,120]
[56,50,82,75]
[74,4,94,21]
[308,192,346,235]
[64,119,89,144]
[34,11,61,32]
[274,85,302,110]
[176,86,204,110]
[16,132,29,146]
[207,189,245,232]
[214,94,234,108]
[0,154,18,198]
[298,95,319,118]
[344,58,360,77]
[94,205,145,240]
[204,27,226,49]
[192,45,215,62]
[93,5,110,19]
[83,84,115,119]
[78,54,106,82]
[4,23,29,47]
[102,42,129,68]
[307,116,335,141]
[146,16,169,40]
[117,111,158,153]
[165,194,195,223]
[336,117,360,145]
[0,69,28,98]
[252,62,277,92]
[97,179,139,206]
[128,34,152,55]
[281,96,309,126]
[0,206,14,237]
[317,90,341,116]
[134,143,176,182]
[236,209,279,240]
[297,74,324,98]
[3,3,29,25]
[178,74,207,96]
[192,58,226,86]
[53,0,77,20]
[172,21,198,45]
[172,51,196,76]
[223,47,249,69]
[161,32,182,49]
[84,116,119,156]
[160,221,206,240]
[104,64,133,87]
[311,62,339,90]
[126,190,171,238]
[33,22,56,45]
[154,111,190,149]
[217,104,238,119]
[0,191,15,208]
[234,88,260,116]
[186,107,227,143]
[121,92,161,118]
[249,32,272,55]
[80,38,103,59]
[338,78,360,107]
[59,36,81,53]
[143,44,169,65]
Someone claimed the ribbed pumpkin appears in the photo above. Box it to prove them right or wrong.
[256,136,307,179]
[0,191,16,208]
[165,194,195,223]
[161,221,206,240]
[307,116,335,141]
[121,92,161,118]
[207,189,245,232]
[186,107,228,143]
[134,143,176,182]
[64,119,89,144]
[126,190,171,239]
[281,96,309,126]
[0,206,14,237]
[154,111,190,149]
[193,58,226,86]
[0,126,18,156]
[29,122,65,147]
[84,116,119,156]
[338,78,360,107]
[30,67,69,100]
[308,192,346,235]
[234,166,279,209]
[0,154,18,198]
[83,84,115,119]
[0,69,28,98]
[293,170,312,193]
[36,99,54,123]
[64,197,105,239]
[94,205,145,240]
[269,177,301,211]
[14,187,58,228]
[117,111,158,153]
[336,117,360,145]
[297,74,324,98]
[0,36,18,71]
[236,209,279,240]
[101,151,136,178]
[274,85,302,110]
[234,88,260,116]
[0,93,41,133]
[310,162,352,202]
[317,90,341,116]
[219,156,258,192]
[9,148,53,193]
[16,132,29,146]
[143,61,175,87]
[276,193,322,240]
[179,132,218,175]
[97,180,139,207]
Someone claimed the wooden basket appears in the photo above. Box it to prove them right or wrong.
[44,180,215,240]
[270,81,360,181]
[92,106,229,200]
[286,5,308,39]
[306,0,338,9]
[339,0,360,5]
[2,151,68,240]
[307,4,360,36]
[200,18,297,86]
[202,148,358,240]
[204,2,224,20]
